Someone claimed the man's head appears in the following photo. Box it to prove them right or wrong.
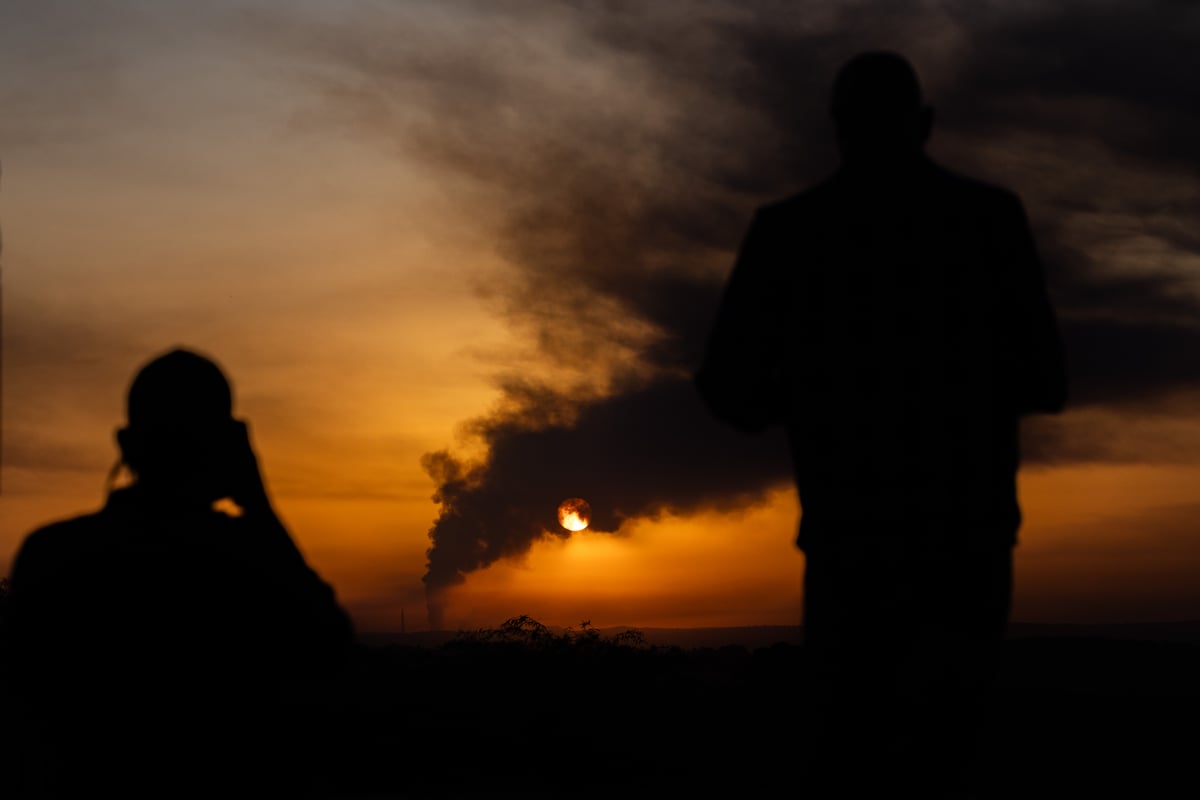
[116,348,238,504]
[830,51,932,165]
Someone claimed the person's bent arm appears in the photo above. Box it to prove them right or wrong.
[227,420,356,673]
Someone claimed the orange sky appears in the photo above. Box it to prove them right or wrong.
[3,2,1199,633]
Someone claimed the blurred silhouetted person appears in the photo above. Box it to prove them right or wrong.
[7,348,354,797]
[697,52,1066,798]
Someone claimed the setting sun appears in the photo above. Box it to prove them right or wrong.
[557,498,592,532]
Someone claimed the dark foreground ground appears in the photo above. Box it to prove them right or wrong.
[5,619,1199,798]
[305,621,1200,798]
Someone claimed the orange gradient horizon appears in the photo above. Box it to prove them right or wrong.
[4,3,1200,636]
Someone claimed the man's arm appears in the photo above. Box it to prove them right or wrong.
[695,208,790,433]
[227,421,356,672]
[1006,196,1068,415]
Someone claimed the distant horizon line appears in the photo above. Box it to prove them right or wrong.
[364,618,1200,634]
[358,619,1200,649]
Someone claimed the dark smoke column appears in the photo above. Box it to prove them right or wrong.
[419,375,794,632]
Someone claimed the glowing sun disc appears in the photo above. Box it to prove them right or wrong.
[557,498,592,532]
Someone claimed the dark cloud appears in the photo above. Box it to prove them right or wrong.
[422,375,791,610]
[260,0,1200,625]
[919,2,1200,415]
[938,0,1200,171]
[1032,236,1200,409]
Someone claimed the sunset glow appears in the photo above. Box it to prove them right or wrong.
[4,2,1200,635]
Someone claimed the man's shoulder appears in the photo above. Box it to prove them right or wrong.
[756,174,841,218]
[744,160,1028,243]
[11,511,110,578]
[764,161,1023,207]
[20,511,108,547]
[927,162,1023,208]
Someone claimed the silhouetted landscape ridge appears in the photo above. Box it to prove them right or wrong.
[6,609,1193,797]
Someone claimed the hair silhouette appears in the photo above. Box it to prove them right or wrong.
[114,348,239,498]
[830,50,933,164]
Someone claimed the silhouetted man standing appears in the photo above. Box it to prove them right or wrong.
[697,52,1066,798]
[8,348,354,797]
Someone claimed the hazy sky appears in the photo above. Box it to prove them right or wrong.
[3,0,1199,632]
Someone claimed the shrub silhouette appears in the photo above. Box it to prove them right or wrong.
[452,614,649,652]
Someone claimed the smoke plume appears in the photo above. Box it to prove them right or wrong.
[263,1,1200,628]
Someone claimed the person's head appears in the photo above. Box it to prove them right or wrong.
[830,51,932,165]
[115,348,238,504]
